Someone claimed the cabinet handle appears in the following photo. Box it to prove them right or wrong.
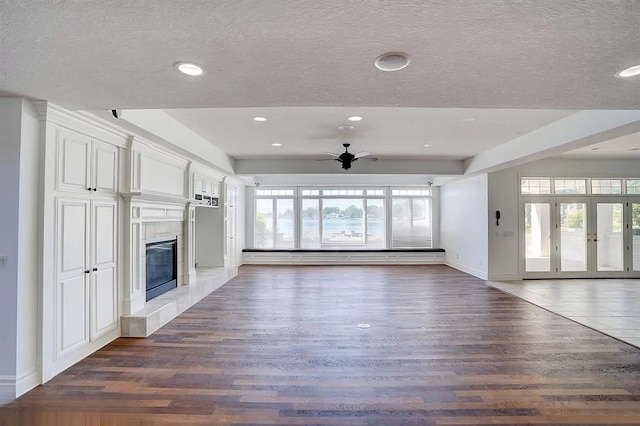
[87,187,92,191]
[84,270,90,274]
[93,188,97,191]
[92,268,98,272]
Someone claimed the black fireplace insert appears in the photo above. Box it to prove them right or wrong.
[145,239,177,301]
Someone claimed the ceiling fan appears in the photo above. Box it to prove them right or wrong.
[321,143,377,170]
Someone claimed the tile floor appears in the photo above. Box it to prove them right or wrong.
[487,278,640,348]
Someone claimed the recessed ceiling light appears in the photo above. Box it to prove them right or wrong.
[424,144,431,148]
[348,116,363,122]
[617,65,640,78]
[253,116,267,122]
[271,143,282,147]
[175,62,204,76]
[338,125,354,131]
[375,52,410,72]
[460,117,476,123]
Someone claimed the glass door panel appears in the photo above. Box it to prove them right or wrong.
[595,202,624,272]
[524,202,551,272]
[632,202,640,272]
[559,202,587,272]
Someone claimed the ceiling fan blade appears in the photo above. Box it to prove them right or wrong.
[323,151,340,157]
[360,157,378,162]
[354,151,371,158]
[315,158,341,161]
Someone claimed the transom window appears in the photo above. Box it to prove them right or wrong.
[521,178,640,195]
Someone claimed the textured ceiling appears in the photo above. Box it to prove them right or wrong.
[2,1,640,171]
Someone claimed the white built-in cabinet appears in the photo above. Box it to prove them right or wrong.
[49,127,119,373]
[194,174,219,197]
[55,198,117,356]
[55,129,118,195]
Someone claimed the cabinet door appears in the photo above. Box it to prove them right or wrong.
[194,175,204,195]
[90,200,118,340]
[92,140,118,194]
[56,198,90,356]
[56,129,91,193]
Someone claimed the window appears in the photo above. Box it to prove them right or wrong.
[521,178,551,195]
[253,186,428,250]
[627,179,640,195]
[391,189,432,248]
[591,179,622,195]
[554,179,587,195]
[255,189,295,248]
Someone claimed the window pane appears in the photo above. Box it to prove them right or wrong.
[560,202,587,271]
[591,179,622,195]
[555,179,586,195]
[525,203,551,272]
[627,179,640,195]
[521,178,551,195]
[321,199,364,248]
[301,199,320,248]
[366,199,385,248]
[276,199,294,248]
[255,199,273,248]
[392,198,431,248]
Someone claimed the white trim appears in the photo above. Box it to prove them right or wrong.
[445,261,489,280]
[33,102,129,148]
[0,375,16,404]
[243,251,445,265]
[16,369,39,397]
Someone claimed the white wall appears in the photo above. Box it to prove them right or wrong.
[487,157,640,280]
[16,101,40,395]
[0,99,22,402]
[441,174,488,279]
[0,99,41,401]
[488,168,519,280]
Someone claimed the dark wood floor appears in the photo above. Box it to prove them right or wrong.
[3,265,640,425]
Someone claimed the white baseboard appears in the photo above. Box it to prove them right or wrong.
[16,369,39,397]
[0,375,16,405]
[445,261,488,280]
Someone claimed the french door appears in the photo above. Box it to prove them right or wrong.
[522,197,640,278]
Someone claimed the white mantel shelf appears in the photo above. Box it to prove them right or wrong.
[121,266,237,337]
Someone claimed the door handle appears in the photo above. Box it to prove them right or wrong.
[92,268,98,272]
[84,270,90,274]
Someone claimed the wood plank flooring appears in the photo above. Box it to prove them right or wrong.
[3,265,640,425]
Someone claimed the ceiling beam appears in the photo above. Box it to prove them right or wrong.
[234,159,464,176]
[463,110,640,176]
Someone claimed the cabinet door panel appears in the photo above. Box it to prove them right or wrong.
[91,267,117,339]
[58,274,89,355]
[91,200,118,340]
[58,199,89,275]
[93,202,116,265]
[93,140,118,194]
[56,130,91,193]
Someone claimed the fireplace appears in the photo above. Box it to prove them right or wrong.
[145,239,178,301]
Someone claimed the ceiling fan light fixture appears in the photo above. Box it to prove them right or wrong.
[175,62,204,76]
[617,64,640,78]
[375,52,410,72]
